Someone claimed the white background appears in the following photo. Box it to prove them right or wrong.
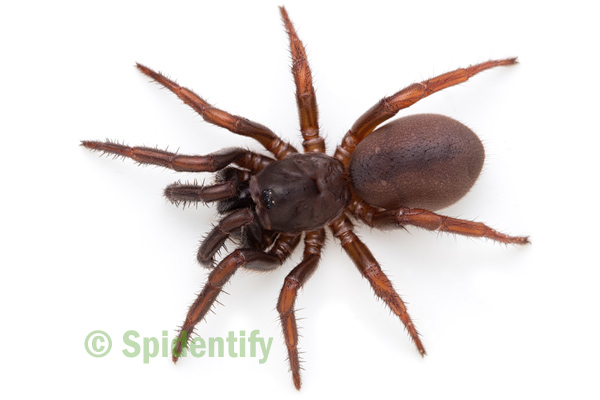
[2,0,599,398]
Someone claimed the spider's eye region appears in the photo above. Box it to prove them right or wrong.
[262,189,275,209]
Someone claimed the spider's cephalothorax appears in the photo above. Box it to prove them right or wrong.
[82,7,529,390]
[250,153,350,233]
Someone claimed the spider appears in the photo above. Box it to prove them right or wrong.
[82,6,529,390]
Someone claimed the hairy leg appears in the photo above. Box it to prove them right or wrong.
[277,229,326,390]
[280,6,324,153]
[81,141,273,174]
[351,198,529,244]
[164,181,237,207]
[335,58,517,165]
[173,234,301,361]
[136,63,297,159]
[197,208,257,267]
[165,167,254,208]
[329,216,426,356]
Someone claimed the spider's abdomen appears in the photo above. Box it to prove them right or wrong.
[250,153,350,233]
[349,114,484,211]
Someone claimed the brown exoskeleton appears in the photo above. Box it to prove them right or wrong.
[82,6,529,390]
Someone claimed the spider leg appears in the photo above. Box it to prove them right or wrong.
[351,199,529,244]
[244,233,301,271]
[279,7,324,153]
[277,229,325,390]
[135,63,297,160]
[165,167,253,208]
[81,141,273,174]
[334,58,517,165]
[330,216,426,356]
[164,181,237,207]
[172,249,279,361]
[173,234,300,361]
[197,208,257,267]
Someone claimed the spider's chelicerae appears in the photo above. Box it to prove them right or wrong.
[83,6,529,390]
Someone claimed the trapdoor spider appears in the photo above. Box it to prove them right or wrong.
[82,7,529,390]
